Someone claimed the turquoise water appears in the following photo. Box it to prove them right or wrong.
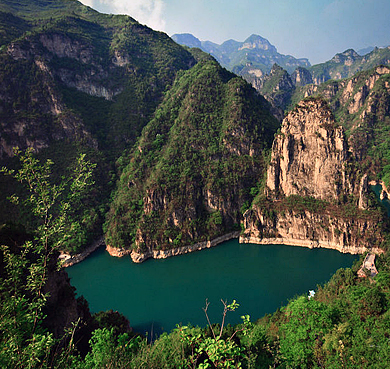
[67,239,358,335]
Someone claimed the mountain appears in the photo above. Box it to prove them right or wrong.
[292,66,390,164]
[358,46,376,55]
[251,47,390,119]
[307,47,390,84]
[241,64,390,258]
[170,33,201,48]
[104,59,279,258]
[251,63,296,120]
[2,1,390,368]
[242,97,388,254]
[0,0,278,257]
[0,0,196,252]
[2,1,389,258]
[0,3,196,160]
[171,33,311,75]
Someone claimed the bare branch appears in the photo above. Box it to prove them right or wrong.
[203,298,216,340]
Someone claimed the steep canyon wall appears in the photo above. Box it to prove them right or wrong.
[242,98,387,254]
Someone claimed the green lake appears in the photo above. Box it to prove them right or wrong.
[67,240,358,336]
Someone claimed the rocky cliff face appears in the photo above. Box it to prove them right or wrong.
[43,257,84,338]
[0,44,95,158]
[0,12,196,159]
[241,203,384,254]
[291,67,313,87]
[242,97,387,254]
[266,99,350,201]
[297,65,390,162]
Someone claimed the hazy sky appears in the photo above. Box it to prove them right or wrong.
[80,0,390,65]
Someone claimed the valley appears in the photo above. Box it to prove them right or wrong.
[0,0,390,367]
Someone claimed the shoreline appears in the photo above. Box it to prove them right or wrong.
[59,236,105,268]
[60,231,384,267]
[239,235,384,255]
[109,232,242,263]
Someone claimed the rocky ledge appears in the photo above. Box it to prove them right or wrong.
[59,237,105,267]
[239,235,384,255]
[107,232,241,263]
[241,205,386,256]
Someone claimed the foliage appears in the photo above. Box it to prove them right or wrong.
[2,149,390,369]
[176,300,248,369]
[1,147,98,253]
[2,2,390,369]
[0,0,198,256]
[0,148,95,368]
[81,328,143,369]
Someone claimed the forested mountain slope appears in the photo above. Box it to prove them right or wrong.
[0,0,196,159]
[307,47,390,84]
[105,59,279,257]
[0,0,197,252]
[248,47,390,118]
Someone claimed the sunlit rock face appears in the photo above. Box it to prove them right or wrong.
[241,97,387,255]
[266,98,349,201]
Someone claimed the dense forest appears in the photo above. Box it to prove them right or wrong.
[1,0,390,368]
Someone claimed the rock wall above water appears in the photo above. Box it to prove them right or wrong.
[244,97,388,254]
[241,203,385,254]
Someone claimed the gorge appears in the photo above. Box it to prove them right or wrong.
[1,1,390,367]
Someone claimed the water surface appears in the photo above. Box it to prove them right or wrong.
[68,240,358,335]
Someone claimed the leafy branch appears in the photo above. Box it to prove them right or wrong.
[0,148,96,367]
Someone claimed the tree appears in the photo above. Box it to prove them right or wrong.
[279,296,339,368]
[0,148,96,368]
[177,299,250,369]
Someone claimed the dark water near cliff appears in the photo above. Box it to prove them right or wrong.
[372,184,390,216]
[67,240,358,335]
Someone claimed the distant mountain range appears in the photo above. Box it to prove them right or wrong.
[247,47,390,121]
[171,33,311,75]
[172,33,390,121]
[307,47,390,84]
[172,33,390,87]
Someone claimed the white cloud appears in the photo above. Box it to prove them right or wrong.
[80,0,166,31]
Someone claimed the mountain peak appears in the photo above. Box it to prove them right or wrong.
[331,49,360,63]
[239,34,277,53]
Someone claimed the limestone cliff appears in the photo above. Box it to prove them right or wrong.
[0,12,196,159]
[243,97,388,254]
[297,65,390,162]
[266,98,350,201]
[241,200,385,254]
